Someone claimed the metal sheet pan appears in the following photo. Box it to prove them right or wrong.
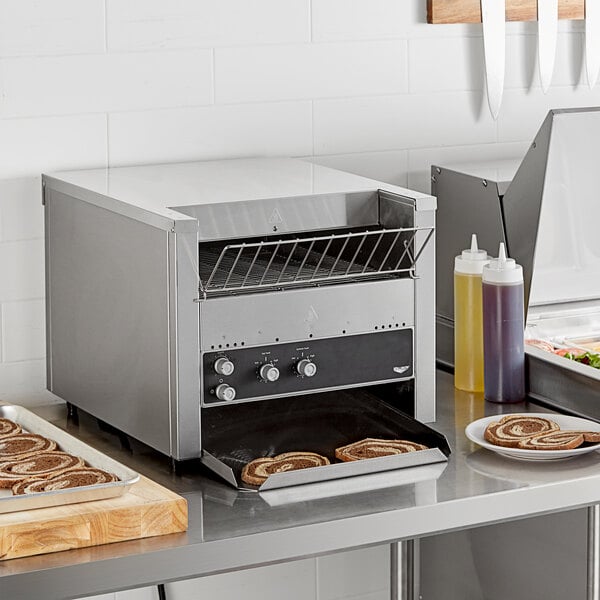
[201,390,450,491]
[0,404,140,514]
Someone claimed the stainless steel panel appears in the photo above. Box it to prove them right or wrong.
[420,509,588,600]
[432,166,505,325]
[501,110,553,311]
[174,190,379,241]
[413,204,436,423]
[198,279,414,351]
[171,230,202,460]
[45,189,173,455]
[0,404,139,513]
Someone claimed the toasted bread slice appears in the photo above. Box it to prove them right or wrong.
[517,431,585,450]
[0,418,21,439]
[0,452,85,488]
[335,438,428,463]
[241,451,330,486]
[0,433,57,462]
[484,416,559,448]
[13,467,118,495]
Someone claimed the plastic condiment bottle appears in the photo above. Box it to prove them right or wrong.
[482,243,525,403]
[454,234,489,392]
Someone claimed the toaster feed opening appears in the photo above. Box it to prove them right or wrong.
[198,225,434,299]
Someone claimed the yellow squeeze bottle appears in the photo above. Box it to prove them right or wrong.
[454,234,489,392]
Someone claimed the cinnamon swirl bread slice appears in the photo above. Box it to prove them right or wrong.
[0,451,84,488]
[335,438,428,462]
[517,431,585,450]
[13,467,118,495]
[0,433,56,461]
[484,416,559,448]
[0,418,21,439]
[241,452,330,486]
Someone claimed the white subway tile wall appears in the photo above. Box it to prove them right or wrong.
[2,0,600,598]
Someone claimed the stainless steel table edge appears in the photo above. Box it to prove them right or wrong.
[3,478,600,600]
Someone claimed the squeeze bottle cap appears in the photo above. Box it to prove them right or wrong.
[454,234,489,275]
[483,242,523,284]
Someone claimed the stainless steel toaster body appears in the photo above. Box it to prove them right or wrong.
[43,158,437,461]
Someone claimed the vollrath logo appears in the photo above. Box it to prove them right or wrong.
[268,208,284,225]
[393,366,410,374]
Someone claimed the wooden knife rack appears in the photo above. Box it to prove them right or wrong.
[428,0,584,24]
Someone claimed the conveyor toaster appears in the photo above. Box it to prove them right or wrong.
[43,158,442,487]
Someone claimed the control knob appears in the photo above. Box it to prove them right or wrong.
[214,357,235,377]
[259,363,280,382]
[296,358,317,377]
[215,383,236,402]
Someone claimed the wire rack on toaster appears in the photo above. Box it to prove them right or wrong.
[198,225,434,298]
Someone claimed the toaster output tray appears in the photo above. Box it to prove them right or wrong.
[201,389,450,491]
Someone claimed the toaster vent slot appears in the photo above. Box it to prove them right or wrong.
[199,225,434,298]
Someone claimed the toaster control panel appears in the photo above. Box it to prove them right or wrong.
[202,328,412,406]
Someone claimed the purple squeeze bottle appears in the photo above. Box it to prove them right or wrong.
[482,243,525,404]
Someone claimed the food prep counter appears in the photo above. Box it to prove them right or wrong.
[2,370,600,600]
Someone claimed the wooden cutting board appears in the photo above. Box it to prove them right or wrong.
[0,475,188,561]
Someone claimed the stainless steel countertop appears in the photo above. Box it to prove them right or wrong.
[3,370,600,600]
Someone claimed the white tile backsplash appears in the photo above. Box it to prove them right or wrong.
[2,299,45,362]
[0,0,105,58]
[0,51,213,118]
[0,177,44,242]
[0,359,48,406]
[311,0,408,41]
[108,102,313,166]
[107,0,310,51]
[409,36,484,93]
[215,41,408,103]
[313,91,496,155]
[0,115,107,179]
[0,239,44,302]
[0,2,596,600]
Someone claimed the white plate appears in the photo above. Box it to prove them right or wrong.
[465,413,600,461]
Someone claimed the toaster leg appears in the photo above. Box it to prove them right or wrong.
[66,402,79,425]
[390,539,420,600]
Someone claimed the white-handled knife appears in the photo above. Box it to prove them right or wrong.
[538,0,558,93]
[481,0,506,120]
[586,0,600,89]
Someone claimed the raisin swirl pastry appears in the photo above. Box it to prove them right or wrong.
[0,433,56,461]
[13,467,119,495]
[0,418,21,439]
[241,452,330,486]
[335,438,428,462]
[484,416,559,448]
[0,451,84,488]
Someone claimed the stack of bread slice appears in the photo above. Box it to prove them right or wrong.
[484,415,600,450]
[0,418,117,495]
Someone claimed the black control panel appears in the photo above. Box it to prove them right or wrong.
[202,329,413,405]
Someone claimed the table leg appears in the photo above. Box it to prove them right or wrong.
[589,505,600,600]
[390,539,420,600]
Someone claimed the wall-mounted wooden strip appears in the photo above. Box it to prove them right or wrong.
[428,0,584,24]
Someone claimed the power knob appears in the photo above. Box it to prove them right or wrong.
[297,358,317,377]
[215,383,236,402]
[214,357,235,376]
[259,363,280,382]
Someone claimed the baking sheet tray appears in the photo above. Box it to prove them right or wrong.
[0,403,140,513]
[201,390,450,491]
